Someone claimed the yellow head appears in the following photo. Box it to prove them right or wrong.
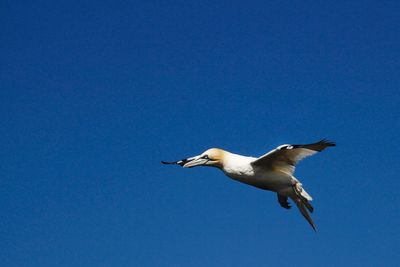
[182,148,227,168]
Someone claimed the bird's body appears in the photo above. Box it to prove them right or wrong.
[217,152,291,192]
[162,139,335,231]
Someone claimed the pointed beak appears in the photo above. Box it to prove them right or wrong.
[161,158,191,167]
[181,156,208,168]
[161,155,208,168]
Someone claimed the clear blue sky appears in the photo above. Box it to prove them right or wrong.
[1,1,399,266]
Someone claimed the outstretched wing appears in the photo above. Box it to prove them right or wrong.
[251,139,335,175]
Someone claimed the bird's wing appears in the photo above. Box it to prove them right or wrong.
[251,139,335,175]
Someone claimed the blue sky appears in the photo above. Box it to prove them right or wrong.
[1,1,399,266]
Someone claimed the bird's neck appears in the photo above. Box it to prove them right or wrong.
[221,152,256,177]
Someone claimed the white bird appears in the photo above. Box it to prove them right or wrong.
[162,139,335,231]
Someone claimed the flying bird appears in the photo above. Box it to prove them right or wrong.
[162,139,335,231]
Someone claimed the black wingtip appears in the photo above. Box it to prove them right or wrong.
[319,139,336,147]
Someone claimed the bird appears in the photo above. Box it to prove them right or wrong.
[162,139,335,231]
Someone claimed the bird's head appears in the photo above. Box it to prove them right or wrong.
[162,148,226,168]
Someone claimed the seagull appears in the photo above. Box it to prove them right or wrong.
[162,139,335,231]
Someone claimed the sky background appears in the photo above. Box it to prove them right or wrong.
[1,0,400,266]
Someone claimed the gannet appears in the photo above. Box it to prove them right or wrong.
[162,139,335,231]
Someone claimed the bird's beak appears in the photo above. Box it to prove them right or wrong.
[161,155,208,168]
[181,156,208,168]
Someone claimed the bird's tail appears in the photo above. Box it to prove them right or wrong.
[293,183,316,231]
[294,199,317,231]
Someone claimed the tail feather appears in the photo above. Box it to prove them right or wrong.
[293,182,316,231]
[303,200,314,213]
[295,199,317,231]
[294,182,313,213]
[295,182,312,201]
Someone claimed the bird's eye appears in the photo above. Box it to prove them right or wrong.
[202,155,210,159]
